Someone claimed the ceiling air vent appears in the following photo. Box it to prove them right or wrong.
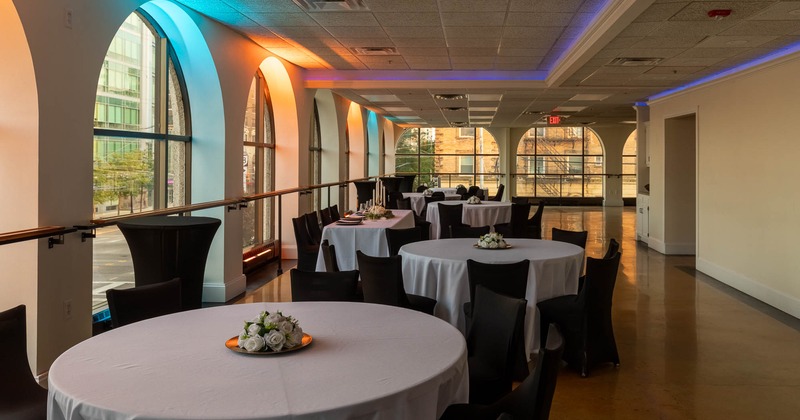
[442,107,467,112]
[292,0,369,12]
[351,47,398,56]
[608,57,663,66]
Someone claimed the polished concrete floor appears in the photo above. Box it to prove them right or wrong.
[233,207,800,419]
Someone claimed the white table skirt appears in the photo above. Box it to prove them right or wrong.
[425,201,512,239]
[47,302,468,420]
[402,192,460,215]
[399,238,583,355]
[315,209,415,271]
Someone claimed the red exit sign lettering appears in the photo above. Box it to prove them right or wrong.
[548,115,561,125]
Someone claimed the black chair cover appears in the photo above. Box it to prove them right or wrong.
[292,215,320,271]
[385,226,424,256]
[106,278,182,328]
[451,225,491,239]
[305,211,323,245]
[438,203,465,239]
[290,269,360,302]
[0,305,47,420]
[490,184,505,201]
[356,251,436,315]
[320,239,340,272]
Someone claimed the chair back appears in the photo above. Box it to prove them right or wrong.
[494,323,565,420]
[582,252,622,314]
[396,197,413,212]
[0,305,47,419]
[305,212,323,245]
[468,286,527,403]
[456,185,467,195]
[385,226,423,256]
[491,184,505,201]
[416,220,432,241]
[330,204,341,221]
[467,259,529,304]
[507,203,532,238]
[451,225,490,239]
[437,203,464,239]
[320,239,340,272]
[467,186,481,196]
[320,207,334,226]
[431,191,445,200]
[551,227,588,249]
[106,278,182,328]
[356,251,411,308]
[603,238,620,259]
[292,215,314,248]
[416,185,428,193]
[290,269,359,302]
[526,201,545,239]
[511,196,528,205]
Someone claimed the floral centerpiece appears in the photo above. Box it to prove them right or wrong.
[466,195,482,204]
[237,310,304,352]
[364,204,393,220]
[477,232,508,249]
[423,188,433,197]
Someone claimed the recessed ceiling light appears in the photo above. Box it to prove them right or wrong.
[434,94,467,100]
[449,121,468,127]
[522,110,545,115]
[441,107,467,111]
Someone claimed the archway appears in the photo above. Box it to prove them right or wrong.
[347,102,365,209]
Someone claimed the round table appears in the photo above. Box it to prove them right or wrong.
[117,216,220,310]
[425,201,512,239]
[47,302,468,420]
[399,238,583,355]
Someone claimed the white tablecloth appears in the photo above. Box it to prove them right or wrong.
[425,200,512,239]
[315,209,415,271]
[47,302,468,420]
[399,238,583,355]
[402,192,461,215]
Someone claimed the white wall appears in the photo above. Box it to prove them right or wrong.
[649,53,800,318]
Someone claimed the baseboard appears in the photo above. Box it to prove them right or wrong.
[202,274,246,303]
[282,244,298,260]
[697,258,800,320]
[647,238,695,255]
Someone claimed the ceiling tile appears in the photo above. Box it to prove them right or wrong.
[508,0,583,13]
[670,2,774,22]
[500,37,564,49]
[617,47,687,58]
[450,56,496,64]
[447,38,501,48]
[372,12,442,26]
[395,47,449,56]
[335,37,394,47]
[438,0,509,12]
[440,12,508,26]
[310,12,381,26]
[658,56,728,66]
[633,2,689,23]
[617,22,665,37]
[648,21,737,37]
[451,63,494,70]
[630,36,705,48]
[445,26,504,38]
[448,47,499,56]
[269,26,329,37]
[495,63,542,70]
[750,1,800,20]
[383,26,445,38]
[694,35,778,48]
[391,37,447,47]
[722,20,800,35]
[505,12,573,27]
[501,26,565,39]
[408,62,453,70]
[326,26,389,38]
[247,13,319,27]
[645,65,705,74]
[362,0,439,12]
[497,48,549,56]
[675,47,748,58]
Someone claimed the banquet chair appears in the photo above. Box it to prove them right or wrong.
[330,204,341,221]
[396,196,413,212]
[438,203,467,239]
[456,185,468,195]
[305,211,323,245]
[451,225,491,239]
[422,194,444,218]
[490,184,505,201]
[467,185,481,197]
[355,251,437,315]
[320,207,334,226]
[290,269,360,302]
[440,324,564,420]
[292,215,320,272]
[0,305,47,420]
[579,238,620,292]
[551,227,588,249]
[511,196,528,205]
[320,239,340,272]
[465,286,527,405]
[387,191,404,210]
[106,278,182,328]
[416,185,428,192]
[537,252,622,377]
[464,259,530,380]
[431,191,445,200]
[494,203,532,238]
[385,226,424,256]
[416,220,432,241]
[526,201,545,239]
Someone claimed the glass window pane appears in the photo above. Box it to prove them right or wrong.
[167,58,187,136]
[514,174,536,197]
[476,155,499,173]
[584,129,603,155]
[396,129,419,154]
[536,175,561,197]
[263,90,274,146]
[167,140,186,208]
[396,155,418,174]
[623,130,637,155]
[420,128,435,154]
[419,156,435,175]
[243,78,256,143]
[622,156,636,175]
[622,175,637,198]
[93,136,155,215]
[517,131,536,155]
[584,175,604,197]
[584,157,603,175]
[563,176,583,197]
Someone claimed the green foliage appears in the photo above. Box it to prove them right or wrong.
[93,148,154,210]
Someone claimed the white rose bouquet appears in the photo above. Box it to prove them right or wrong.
[237,310,304,352]
[423,189,433,197]
[467,195,482,204]
[477,232,508,249]
[365,204,393,220]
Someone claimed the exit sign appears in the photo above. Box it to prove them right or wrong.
[548,115,561,125]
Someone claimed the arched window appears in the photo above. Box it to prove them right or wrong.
[93,10,190,217]
[622,130,638,198]
[92,10,191,317]
[514,127,604,199]
[310,100,322,211]
[395,128,501,196]
[243,70,275,254]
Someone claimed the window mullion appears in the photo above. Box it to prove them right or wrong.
[153,37,168,209]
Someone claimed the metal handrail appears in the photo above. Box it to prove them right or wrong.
[0,226,78,247]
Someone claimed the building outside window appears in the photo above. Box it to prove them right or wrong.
[514,127,605,198]
[243,71,276,256]
[91,10,190,316]
[310,100,322,211]
[395,127,501,196]
[622,130,638,198]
